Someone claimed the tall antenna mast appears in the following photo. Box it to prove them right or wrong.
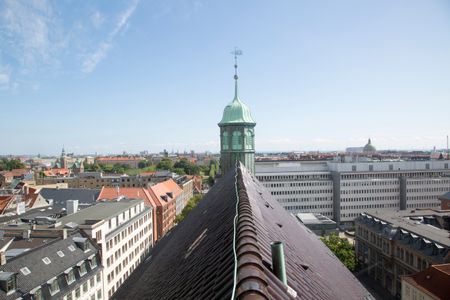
[231,47,243,99]
[447,135,449,159]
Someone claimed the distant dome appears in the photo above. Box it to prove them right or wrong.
[363,138,376,153]
[218,97,255,126]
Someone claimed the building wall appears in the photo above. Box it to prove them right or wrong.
[81,202,153,298]
[257,172,334,218]
[401,280,436,300]
[255,160,450,225]
[355,215,449,298]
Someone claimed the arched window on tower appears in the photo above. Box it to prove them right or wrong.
[245,129,254,149]
[232,131,242,150]
[222,132,229,150]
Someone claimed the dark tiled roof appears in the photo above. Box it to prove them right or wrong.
[0,231,100,299]
[39,188,100,212]
[114,163,371,300]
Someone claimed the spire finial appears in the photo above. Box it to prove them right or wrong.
[231,47,243,99]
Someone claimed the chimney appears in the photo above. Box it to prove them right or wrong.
[271,241,287,285]
[22,230,31,240]
[0,252,6,265]
[67,200,79,215]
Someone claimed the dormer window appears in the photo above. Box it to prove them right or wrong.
[90,256,98,269]
[48,278,59,295]
[65,268,75,284]
[0,272,17,294]
[78,262,87,276]
[30,287,42,300]
[73,237,89,251]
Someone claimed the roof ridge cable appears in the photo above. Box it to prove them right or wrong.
[230,162,240,300]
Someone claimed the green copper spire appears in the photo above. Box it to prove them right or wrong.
[219,48,256,175]
[218,48,256,126]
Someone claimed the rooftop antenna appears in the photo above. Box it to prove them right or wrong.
[447,135,449,159]
[231,47,243,99]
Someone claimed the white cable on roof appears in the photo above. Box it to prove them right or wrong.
[230,162,240,300]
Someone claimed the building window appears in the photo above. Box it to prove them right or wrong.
[75,287,80,298]
[66,269,75,284]
[96,273,101,283]
[232,131,243,150]
[90,256,98,269]
[83,282,88,293]
[49,279,60,295]
[79,262,87,276]
[31,288,42,300]
[2,275,17,293]
[97,289,102,299]
[245,129,254,149]
[66,292,73,300]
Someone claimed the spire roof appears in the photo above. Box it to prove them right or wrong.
[218,49,256,126]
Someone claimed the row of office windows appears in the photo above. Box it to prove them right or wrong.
[257,174,331,181]
[341,188,399,194]
[271,189,332,196]
[341,203,398,211]
[406,202,439,208]
[284,204,333,211]
[341,171,450,180]
[407,194,442,201]
[406,187,450,193]
[341,196,400,202]
[342,180,398,187]
[277,197,332,203]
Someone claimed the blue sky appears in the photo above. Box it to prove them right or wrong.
[1,0,450,155]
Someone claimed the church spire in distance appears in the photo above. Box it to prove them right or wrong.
[231,47,242,100]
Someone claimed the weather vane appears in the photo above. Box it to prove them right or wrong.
[231,47,243,80]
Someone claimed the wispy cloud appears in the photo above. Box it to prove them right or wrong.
[0,0,61,72]
[91,11,105,29]
[82,0,140,73]
[0,65,11,89]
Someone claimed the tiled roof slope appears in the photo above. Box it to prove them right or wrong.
[113,163,371,300]
[40,188,100,212]
[402,263,450,299]
[0,231,100,299]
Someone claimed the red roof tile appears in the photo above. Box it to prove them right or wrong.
[403,264,450,299]
[0,196,14,214]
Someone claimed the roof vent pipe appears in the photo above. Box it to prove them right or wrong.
[271,241,287,285]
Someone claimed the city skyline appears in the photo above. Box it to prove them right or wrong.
[1,0,450,155]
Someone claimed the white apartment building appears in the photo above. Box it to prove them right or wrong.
[56,199,153,299]
[256,159,450,225]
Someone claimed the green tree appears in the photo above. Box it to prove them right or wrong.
[138,160,150,169]
[156,158,173,171]
[321,233,356,271]
[173,158,200,175]
[0,159,25,171]
[175,194,203,224]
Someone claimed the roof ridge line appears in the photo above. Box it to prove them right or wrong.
[234,163,270,299]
